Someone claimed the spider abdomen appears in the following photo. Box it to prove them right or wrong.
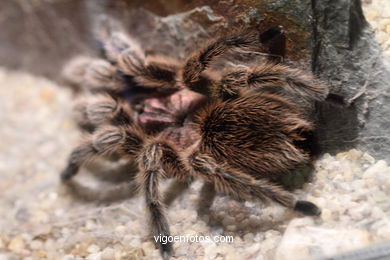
[197,93,313,178]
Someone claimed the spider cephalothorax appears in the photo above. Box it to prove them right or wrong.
[61,20,328,258]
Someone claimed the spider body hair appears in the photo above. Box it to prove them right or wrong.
[196,93,313,180]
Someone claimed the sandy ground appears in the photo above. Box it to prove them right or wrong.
[0,1,390,260]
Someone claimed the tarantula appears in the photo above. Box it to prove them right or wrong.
[61,20,328,258]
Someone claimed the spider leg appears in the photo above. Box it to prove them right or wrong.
[95,16,142,63]
[259,25,286,61]
[197,182,216,220]
[217,62,329,102]
[140,167,172,258]
[84,59,124,93]
[101,28,181,92]
[62,56,125,94]
[62,127,188,257]
[61,125,144,181]
[163,178,193,207]
[214,67,249,100]
[65,52,181,97]
[182,30,260,95]
[74,94,134,132]
[61,56,92,87]
[117,51,181,93]
[96,17,181,92]
[138,140,188,258]
[90,96,133,126]
[73,97,96,132]
[187,150,321,216]
[64,17,180,96]
[139,144,172,258]
[65,177,138,203]
[96,17,180,93]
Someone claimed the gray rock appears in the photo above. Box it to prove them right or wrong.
[310,0,390,159]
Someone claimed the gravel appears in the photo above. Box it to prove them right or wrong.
[0,2,389,259]
[362,0,390,57]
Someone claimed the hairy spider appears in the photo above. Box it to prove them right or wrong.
[61,20,328,258]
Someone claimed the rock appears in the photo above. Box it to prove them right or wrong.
[30,240,43,250]
[275,220,371,260]
[226,225,237,232]
[101,247,115,260]
[222,216,235,227]
[62,255,76,260]
[0,236,5,249]
[8,236,25,254]
[0,253,21,260]
[363,160,388,178]
[86,252,102,260]
[243,233,254,242]
[71,242,89,257]
[114,225,127,237]
[87,244,101,254]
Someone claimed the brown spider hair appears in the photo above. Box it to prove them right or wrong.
[61,20,328,259]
